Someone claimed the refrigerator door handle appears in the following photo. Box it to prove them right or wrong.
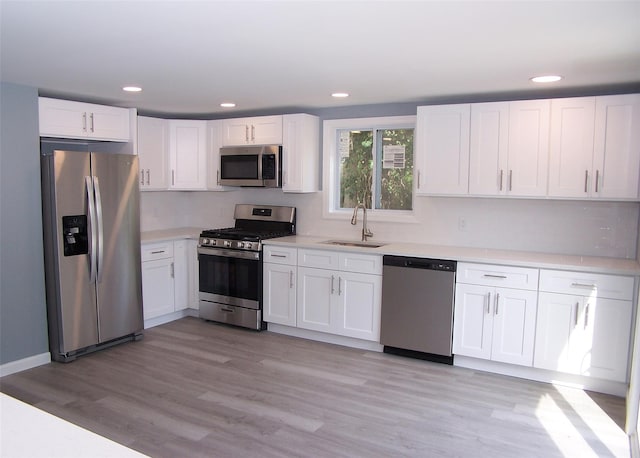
[85,176,98,283]
[93,176,105,283]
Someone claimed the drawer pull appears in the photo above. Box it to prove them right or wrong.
[483,274,507,279]
[571,282,596,289]
[151,250,165,254]
[221,307,234,313]
[270,254,287,258]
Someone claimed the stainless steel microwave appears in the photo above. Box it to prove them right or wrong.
[219,145,282,187]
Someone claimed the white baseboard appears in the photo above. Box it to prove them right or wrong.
[144,309,192,329]
[267,323,384,352]
[0,352,51,378]
[454,355,628,397]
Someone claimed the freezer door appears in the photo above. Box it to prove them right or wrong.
[91,153,143,342]
[45,150,99,354]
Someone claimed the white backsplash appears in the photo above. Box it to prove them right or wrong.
[140,190,639,259]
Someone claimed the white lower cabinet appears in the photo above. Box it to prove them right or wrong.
[453,263,539,366]
[263,246,297,326]
[297,249,382,341]
[141,239,197,322]
[534,270,634,382]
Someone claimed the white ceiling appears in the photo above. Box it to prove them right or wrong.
[1,1,639,117]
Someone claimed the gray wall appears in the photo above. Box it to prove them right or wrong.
[0,82,49,364]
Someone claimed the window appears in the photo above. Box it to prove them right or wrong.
[323,116,416,220]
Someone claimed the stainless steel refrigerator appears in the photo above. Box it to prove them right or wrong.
[41,148,143,362]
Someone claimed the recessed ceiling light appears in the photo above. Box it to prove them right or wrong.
[530,75,563,83]
[332,92,349,98]
[220,102,236,108]
[122,86,142,92]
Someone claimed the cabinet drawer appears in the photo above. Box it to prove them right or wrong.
[457,262,539,290]
[298,249,340,270]
[339,253,382,275]
[141,242,174,262]
[264,246,297,265]
[539,269,634,301]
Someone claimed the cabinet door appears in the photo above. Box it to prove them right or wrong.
[206,120,226,191]
[337,272,381,341]
[251,115,283,144]
[593,94,640,199]
[173,240,188,311]
[39,97,87,138]
[415,104,470,195]
[141,258,175,320]
[506,100,550,196]
[169,120,207,189]
[263,263,297,326]
[282,114,319,193]
[469,102,509,196]
[534,292,583,374]
[581,297,632,382]
[137,116,169,190]
[452,284,493,359]
[297,267,335,333]
[222,118,251,145]
[490,287,537,366]
[89,103,131,141]
[548,97,596,198]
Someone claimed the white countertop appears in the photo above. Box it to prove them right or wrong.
[141,227,201,243]
[0,393,147,458]
[264,235,640,276]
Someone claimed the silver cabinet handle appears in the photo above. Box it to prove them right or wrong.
[251,125,255,141]
[217,170,220,186]
[483,274,507,279]
[417,170,420,189]
[270,254,287,258]
[574,302,579,326]
[494,293,499,315]
[89,113,95,133]
[595,170,600,193]
[584,303,590,329]
[486,292,491,314]
[82,112,88,132]
[331,275,335,294]
[172,169,175,186]
[151,250,165,254]
[499,169,504,191]
[584,170,589,193]
[146,170,150,186]
[509,170,513,191]
[170,261,174,278]
[140,170,145,185]
[245,125,249,142]
[571,282,596,289]
[338,277,342,295]
[289,270,294,288]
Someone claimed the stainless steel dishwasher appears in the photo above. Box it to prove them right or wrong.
[380,256,456,364]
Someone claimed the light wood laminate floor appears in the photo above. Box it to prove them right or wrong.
[0,317,629,457]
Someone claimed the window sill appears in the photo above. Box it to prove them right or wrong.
[323,208,419,225]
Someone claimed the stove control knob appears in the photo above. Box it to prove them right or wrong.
[224,240,232,247]
[201,238,209,245]
[239,242,246,249]
[210,239,217,246]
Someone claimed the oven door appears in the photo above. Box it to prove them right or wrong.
[198,247,261,309]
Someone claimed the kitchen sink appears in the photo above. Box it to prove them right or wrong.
[321,240,386,248]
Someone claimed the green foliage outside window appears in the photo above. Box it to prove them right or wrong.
[339,128,413,211]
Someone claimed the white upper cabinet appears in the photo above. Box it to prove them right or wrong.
[415,104,471,195]
[282,114,319,193]
[137,116,169,190]
[222,115,283,145]
[469,102,509,196]
[39,97,131,141]
[548,97,596,198]
[506,99,550,197]
[593,94,640,199]
[168,120,207,190]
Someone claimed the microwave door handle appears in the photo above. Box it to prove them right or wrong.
[257,154,263,184]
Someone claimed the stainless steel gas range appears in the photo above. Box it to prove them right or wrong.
[198,204,296,330]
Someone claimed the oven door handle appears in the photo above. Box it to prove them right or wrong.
[198,246,260,260]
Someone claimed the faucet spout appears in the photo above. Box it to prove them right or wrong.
[350,203,373,242]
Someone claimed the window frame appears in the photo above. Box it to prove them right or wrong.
[322,115,418,223]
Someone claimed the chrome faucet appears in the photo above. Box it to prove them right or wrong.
[351,203,373,241]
